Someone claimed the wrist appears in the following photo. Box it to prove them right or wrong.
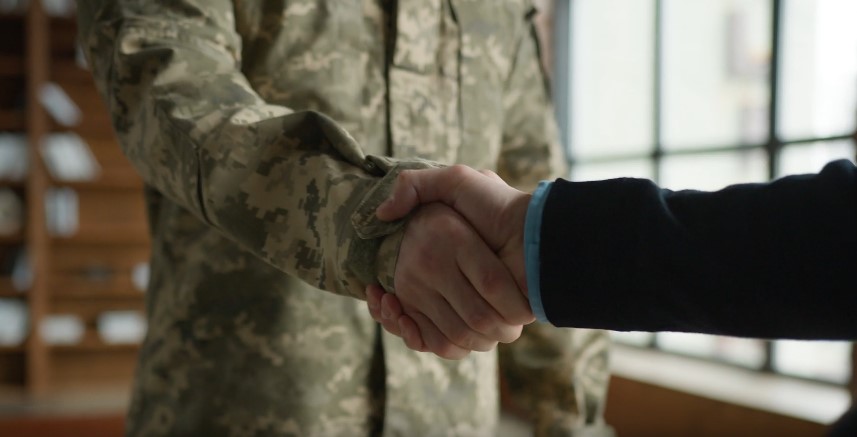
[498,192,530,292]
[524,181,553,323]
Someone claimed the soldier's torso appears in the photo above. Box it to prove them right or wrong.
[234,0,529,167]
[130,1,534,436]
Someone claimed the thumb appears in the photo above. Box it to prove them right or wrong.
[376,166,464,221]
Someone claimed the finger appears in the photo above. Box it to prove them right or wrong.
[365,285,385,323]
[379,309,403,337]
[438,262,524,343]
[380,292,405,319]
[456,235,535,328]
[394,204,525,344]
[381,293,427,352]
[401,283,498,352]
[376,166,473,221]
[368,286,404,336]
[478,169,504,182]
[409,311,472,360]
[397,314,426,352]
[381,294,427,351]
[380,167,522,253]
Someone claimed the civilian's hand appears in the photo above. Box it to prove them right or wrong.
[381,202,529,359]
[367,165,534,357]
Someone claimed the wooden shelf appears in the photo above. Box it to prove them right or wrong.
[1,6,151,395]
[0,277,14,293]
[51,60,91,84]
[49,177,143,192]
[52,343,140,354]
[0,12,24,22]
[52,290,143,301]
[49,273,144,297]
[0,232,24,244]
[0,345,24,354]
[0,179,25,188]
[0,55,23,76]
[52,232,150,246]
[0,277,25,298]
[0,109,25,131]
[50,272,146,305]
[51,335,140,354]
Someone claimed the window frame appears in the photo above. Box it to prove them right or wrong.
[549,0,857,387]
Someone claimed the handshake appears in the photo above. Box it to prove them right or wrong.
[365,165,535,360]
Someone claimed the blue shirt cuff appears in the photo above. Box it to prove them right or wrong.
[525,180,553,323]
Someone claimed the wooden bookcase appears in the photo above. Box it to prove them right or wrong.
[0,3,149,396]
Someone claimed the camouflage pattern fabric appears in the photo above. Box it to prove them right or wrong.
[76,0,611,435]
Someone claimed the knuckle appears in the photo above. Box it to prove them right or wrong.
[448,164,471,180]
[508,310,535,326]
[477,268,504,298]
[446,325,472,347]
[395,257,432,288]
[464,308,496,334]
[396,169,413,186]
[445,224,469,243]
[434,213,470,241]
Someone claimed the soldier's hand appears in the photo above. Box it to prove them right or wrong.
[367,165,535,357]
[383,202,527,359]
[367,283,427,352]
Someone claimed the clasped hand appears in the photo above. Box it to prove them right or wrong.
[365,165,533,359]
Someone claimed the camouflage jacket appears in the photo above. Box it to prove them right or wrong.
[77,1,610,436]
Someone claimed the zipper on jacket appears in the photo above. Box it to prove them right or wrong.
[382,0,397,157]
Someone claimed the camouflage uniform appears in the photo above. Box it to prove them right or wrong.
[77,0,611,435]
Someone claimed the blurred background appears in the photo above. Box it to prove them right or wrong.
[0,0,854,436]
[0,0,149,435]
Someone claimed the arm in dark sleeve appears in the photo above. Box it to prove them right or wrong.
[540,159,857,339]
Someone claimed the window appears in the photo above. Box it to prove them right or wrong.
[552,0,857,384]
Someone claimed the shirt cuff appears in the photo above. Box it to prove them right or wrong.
[525,180,553,323]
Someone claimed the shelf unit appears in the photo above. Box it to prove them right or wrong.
[0,3,150,395]
[0,6,29,397]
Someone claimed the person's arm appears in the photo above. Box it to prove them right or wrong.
[78,0,528,350]
[76,0,399,299]
[372,159,857,339]
[541,159,857,339]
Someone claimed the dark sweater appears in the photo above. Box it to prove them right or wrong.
[539,159,857,339]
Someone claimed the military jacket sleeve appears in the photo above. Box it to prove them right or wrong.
[495,9,568,192]
[495,6,614,437]
[76,0,429,299]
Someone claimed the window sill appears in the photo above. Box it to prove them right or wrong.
[610,343,850,425]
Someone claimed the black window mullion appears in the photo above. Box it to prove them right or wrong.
[553,0,573,169]
[647,0,664,352]
[766,0,784,181]
[761,0,784,374]
[652,0,664,183]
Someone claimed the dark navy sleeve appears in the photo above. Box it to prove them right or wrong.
[539,159,857,339]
